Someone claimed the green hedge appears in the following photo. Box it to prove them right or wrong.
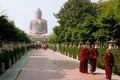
[97,48,105,69]
[59,45,80,60]
[0,45,32,75]
[59,45,66,55]
[48,45,55,51]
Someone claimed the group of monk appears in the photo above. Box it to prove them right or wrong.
[34,43,48,50]
[79,44,114,80]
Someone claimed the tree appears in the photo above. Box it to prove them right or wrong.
[95,0,116,41]
[0,15,30,43]
[49,34,58,43]
[114,0,120,19]
[77,15,98,42]
[65,28,72,42]
[71,29,80,43]
[55,0,97,28]
[52,0,98,43]
[53,26,65,43]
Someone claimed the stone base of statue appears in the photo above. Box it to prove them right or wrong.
[28,33,48,43]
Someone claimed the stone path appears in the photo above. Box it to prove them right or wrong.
[0,49,120,80]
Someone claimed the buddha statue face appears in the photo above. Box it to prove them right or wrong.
[35,8,42,19]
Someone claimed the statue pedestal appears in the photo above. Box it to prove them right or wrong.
[28,33,48,43]
[29,34,42,38]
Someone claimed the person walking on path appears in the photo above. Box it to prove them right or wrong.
[79,44,89,73]
[35,43,39,50]
[104,48,114,80]
[89,44,98,74]
[42,44,47,50]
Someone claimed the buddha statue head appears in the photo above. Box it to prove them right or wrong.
[35,8,42,19]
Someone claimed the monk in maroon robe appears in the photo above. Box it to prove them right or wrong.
[89,44,98,74]
[35,43,38,49]
[79,44,89,73]
[104,48,114,80]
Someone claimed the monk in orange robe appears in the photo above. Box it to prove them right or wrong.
[42,44,47,50]
[104,48,114,80]
[89,44,98,74]
[79,44,89,73]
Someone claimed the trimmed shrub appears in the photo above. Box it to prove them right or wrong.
[0,45,32,75]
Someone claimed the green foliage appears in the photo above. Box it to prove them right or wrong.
[1,50,10,70]
[78,15,98,42]
[112,49,120,75]
[53,26,63,36]
[71,29,80,43]
[0,15,30,43]
[97,48,105,69]
[56,0,96,27]
[70,46,80,59]
[59,45,80,60]
[51,0,98,43]
[26,45,32,51]
[91,0,120,44]
[65,29,72,42]
[48,44,55,51]
[59,45,66,54]
[0,45,32,75]
[58,31,65,43]
[49,34,58,43]
[114,0,120,19]
[50,0,120,45]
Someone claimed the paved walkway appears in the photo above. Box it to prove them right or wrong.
[0,49,120,80]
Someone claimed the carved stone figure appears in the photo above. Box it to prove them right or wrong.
[29,8,47,34]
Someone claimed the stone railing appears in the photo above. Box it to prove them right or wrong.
[50,39,118,50]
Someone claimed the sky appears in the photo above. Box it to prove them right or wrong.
[0,0,99,35]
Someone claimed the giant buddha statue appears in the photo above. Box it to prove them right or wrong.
[29,8,48,41]
[29,8,47,35]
